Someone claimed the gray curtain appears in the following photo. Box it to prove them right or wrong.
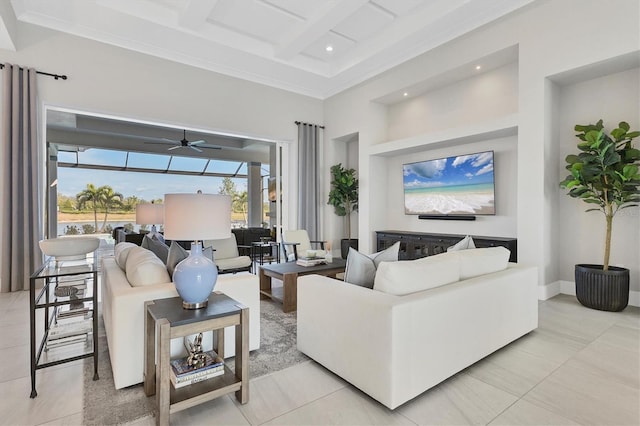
[296,123,321,240]
[1,63,41,292]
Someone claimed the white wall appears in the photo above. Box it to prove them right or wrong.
[0,22,323,289]
[387,62,518,140]
[323,0,640,297]
[556,68,640,292]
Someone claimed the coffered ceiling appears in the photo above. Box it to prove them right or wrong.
[7,0,534,98]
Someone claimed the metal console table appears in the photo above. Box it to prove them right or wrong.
[29,253,99,398]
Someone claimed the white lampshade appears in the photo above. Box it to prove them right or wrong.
[163,193,231,241]
[135,203,164,225]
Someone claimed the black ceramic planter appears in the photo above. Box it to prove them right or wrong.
[341,239,358,259]
[575,264,629,312]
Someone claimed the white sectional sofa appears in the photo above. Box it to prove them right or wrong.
[101,247,260,390]
[297,247,538,409]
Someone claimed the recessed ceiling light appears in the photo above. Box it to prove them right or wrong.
[475,65,481,70]
[325,45,333,52]
[403,92,408,97]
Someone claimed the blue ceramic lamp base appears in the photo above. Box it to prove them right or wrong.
[173,242,218,309]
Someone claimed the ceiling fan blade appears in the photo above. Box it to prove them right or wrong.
[189,145,203,153]
[144,141,178,146]
[189,140,206,146]
[167,145,181,151]
[199,145,222,150]
[161,138,179,142]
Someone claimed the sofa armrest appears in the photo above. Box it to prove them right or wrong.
[297,275,398,404]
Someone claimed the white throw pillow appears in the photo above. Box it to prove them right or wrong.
[114,242,138,271]
[457,246,510,280]
[344,242,400,288]
[374,252,460,296]
[447,235,476,252]
[126,246,171,287]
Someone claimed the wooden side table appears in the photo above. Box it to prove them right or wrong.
[144,292,249,426]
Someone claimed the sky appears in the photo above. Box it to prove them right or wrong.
[56,149,262,201]
[403,151,494,189]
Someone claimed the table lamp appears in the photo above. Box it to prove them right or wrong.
[136,202,165,242]
[163,192,231,309]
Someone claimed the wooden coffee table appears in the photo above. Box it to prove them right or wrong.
[259,259,346,312]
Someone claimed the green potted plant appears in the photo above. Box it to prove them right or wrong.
[328,163,359,259]
[560,120,640,311]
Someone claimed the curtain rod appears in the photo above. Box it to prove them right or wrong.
[295,121,324,129]
[0,63,67,80]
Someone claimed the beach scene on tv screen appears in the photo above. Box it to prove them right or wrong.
[403,151,495,215]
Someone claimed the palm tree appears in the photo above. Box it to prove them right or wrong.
[99,186,123,232]
[234,191,248,225]
[76,184,102,232]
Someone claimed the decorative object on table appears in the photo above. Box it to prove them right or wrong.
[296,257,327,267]
[560,120,640,311]
[54,285,78,298]
[38,236,100,264]
[186,333,207,368]
[135,201,164,242]
[327,163,359,259]
[324,241,333,263]
[169,349,225,388]
[163,191,232,309]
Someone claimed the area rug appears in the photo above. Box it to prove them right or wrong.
[83,298,308,425]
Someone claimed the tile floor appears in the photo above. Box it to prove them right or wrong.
[0,291,638,426]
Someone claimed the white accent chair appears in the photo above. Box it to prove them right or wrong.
[281,229,325,261]
[205,234,252,273]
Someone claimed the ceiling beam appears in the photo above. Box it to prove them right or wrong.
[275,0,368,60]
[57,162,249,179]
[0,1,18,51]
[178,0,219,29]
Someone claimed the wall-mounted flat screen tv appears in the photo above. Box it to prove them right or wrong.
[403,150,496,215]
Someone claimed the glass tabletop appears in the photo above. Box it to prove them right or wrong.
[32,254,98,279]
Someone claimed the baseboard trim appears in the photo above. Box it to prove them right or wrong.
[539,281,640,307]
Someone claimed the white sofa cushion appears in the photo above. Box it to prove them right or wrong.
[373,252,460,295]
[125,246,171,287]
[114,242,138,270]
[344,242,400,288]
[457,246,510,280]
[447,235,476,252]
[216,256,252,271]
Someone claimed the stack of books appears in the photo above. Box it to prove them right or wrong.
[170,350,225,388]
[296,256,326,267]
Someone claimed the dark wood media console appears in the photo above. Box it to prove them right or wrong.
[376,230,517,263]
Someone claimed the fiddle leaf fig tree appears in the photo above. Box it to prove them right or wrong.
[560,120,640,270]
[328,163,359,239]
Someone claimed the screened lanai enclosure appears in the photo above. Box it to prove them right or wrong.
[45,110,282,238]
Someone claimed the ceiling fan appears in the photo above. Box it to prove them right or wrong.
[147,129,221,153]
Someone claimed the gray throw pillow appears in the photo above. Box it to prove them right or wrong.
[166,241,189,278]
[166,242,216,279]
[141,234,169,263]
[344,242,400,288]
